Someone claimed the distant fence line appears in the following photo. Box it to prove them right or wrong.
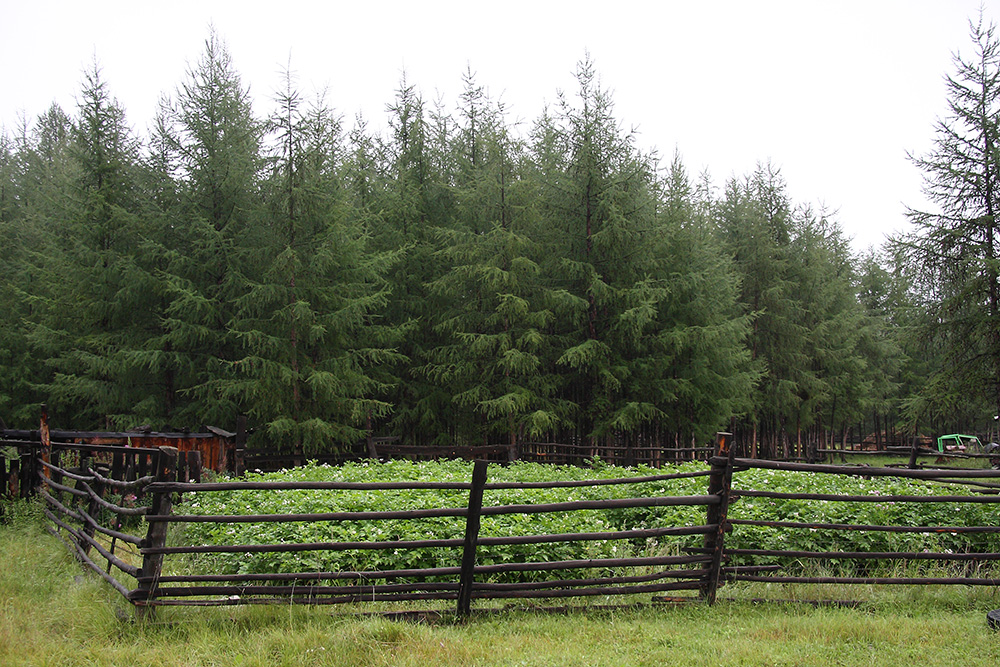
[2,409,714,485]
[8,408,996,480]
[242,439,715,471]
[5,428,1000,619]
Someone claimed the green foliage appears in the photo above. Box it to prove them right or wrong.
[177,460,710,580]
[0,497,43,527]
[176,460,999,583]
[5,531,1000,667]
[4,22,982,454]
[728,468,1000,568]
[216,71,402,453]
[895,16,1000,429]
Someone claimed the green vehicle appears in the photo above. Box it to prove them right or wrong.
[935,433,984,454]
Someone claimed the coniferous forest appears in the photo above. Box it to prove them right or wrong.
[3,22,1000,458]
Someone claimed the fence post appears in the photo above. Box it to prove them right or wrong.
[79,475,105,557]
[234,415,247,475]
[9,456,18,498]
[908,435,920,470]
[50,448,62,503]
[17,450,30,499]
[457,459,489,618]
[135,446,178,620]
[701,432,734,604]
[37,404,51,494]
[187,450,202,484]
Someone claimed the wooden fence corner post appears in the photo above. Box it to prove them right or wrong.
[135,446,178,620]
[701,432,734,604]
[38,404,51,492]
[457,460,489,619]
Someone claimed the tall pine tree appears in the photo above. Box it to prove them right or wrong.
[220,71,400,452]
[155,29,263,426]
[897,15,1000,427]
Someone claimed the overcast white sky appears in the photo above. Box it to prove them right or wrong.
[1,0,992,251]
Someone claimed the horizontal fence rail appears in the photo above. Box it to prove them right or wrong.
[28,443,162,604]
[721,456,1000,589]
[6,435,730,617]
[133,456,723,615]
[8,429,1000,618]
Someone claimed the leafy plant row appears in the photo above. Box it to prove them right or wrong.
[173,460,1000,581]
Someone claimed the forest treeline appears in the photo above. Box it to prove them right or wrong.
[2,23,999,457]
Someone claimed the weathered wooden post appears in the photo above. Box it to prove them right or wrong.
[457,460,489,618]
[175,450,187,484]
[79,474,106,557]
[187,450,202,484]
[365,411,379,460]
[701,432,734,604]
[20,442,36,499]
[50,448,63,503]
[908,434,921,470]
[38,404,51,494]
[15,452,28,499]
[1,454,10,502]
[234,415,247,475]
[134,446,178,620]
[110,450,124,481]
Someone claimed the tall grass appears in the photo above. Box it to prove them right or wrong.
[3,498,1000,666]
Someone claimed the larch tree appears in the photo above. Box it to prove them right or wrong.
[5,107,78,426]
[0,127,40,426]
[220,71,400,453]
[422,70,565,452]
[369,75,456,445]
[16,82,146,429]
[644,153,757,449]
[42,64,148,427]
[896,15,1000,427]
[154,28,264,426]
[785,209,869,454]
[533,56,680,453]
[717,164,803,457]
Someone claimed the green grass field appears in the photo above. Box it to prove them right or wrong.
[3,501,1000,667]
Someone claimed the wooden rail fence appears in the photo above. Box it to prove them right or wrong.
[241,440,714,472]
[6,431,1000,618]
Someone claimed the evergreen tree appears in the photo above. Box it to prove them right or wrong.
[369,74,455,445]
[119,95,191,424]
[155,28,264,426]
[785,209,869,453]
[39,63,148,427]
[644,154,757,448]
[220,71,400,452]
[717,164,804,456]
[12,104,84,424]
[532,56,740,452]
[855,247,912,439]
[896,15,1000,427]
[422,71,565,450]
[0,128,38,426]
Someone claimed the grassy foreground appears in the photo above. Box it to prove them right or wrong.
[3,503,1000,667]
